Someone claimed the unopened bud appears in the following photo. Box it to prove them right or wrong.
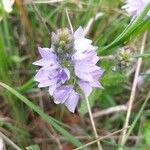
[116,46,133,70]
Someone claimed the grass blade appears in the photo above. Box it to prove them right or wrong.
[0,82,89,150]
[97,3,150,54]
[126,91,150,142]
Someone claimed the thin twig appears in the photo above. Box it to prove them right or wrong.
[74,127,129,150]
[126,91,150,143]
[65,9,74,33]
[34,135,141,143]
[84,12,103,35]
[50,127,63,150]
[0,132,22,150]
[30,0,51,35]
[119,31,148,147]
[85,96,103,150]
[42,126,63,150]
[24,0,63,4]
[93,105,127,118]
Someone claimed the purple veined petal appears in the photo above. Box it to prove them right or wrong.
[49,68,60,79]
[53,86,73,103]
[74,26,84,39]
[88,56,99,64]
[34,67,59,88]
[75,38,92,45]
[59,68,70,83]
[38,79,56,88]
[82,51,99,64]
[63,68,70,79]
[84,45,98,52]
[48,83,58,96]
[38,47,55,59]
[91,69,104,80]
[72,49,93,60]
[74,39,92,52]
[78,80,92,97]
[64,90,80,113]
[74,45,97,58]
[49,68,70,84]
[72,49,98,63]
[32,59,51,66]
[75,70,94,81]
[47,68,70,85]
[75,61,100,73]
[35,68,59,87]
[32,59,59,68]
[89,80,101,88]
[83,45,97,53]
[34,68,50,82]
[89,80,104,89]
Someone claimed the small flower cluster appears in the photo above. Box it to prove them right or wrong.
[33,27,104,112]
[123,0,150,17]
[116,46,133,70]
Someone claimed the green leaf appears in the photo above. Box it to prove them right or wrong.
[143,121,150,147]
[17,78,36,93]
[97,3,150,54]
[0,82,89,150]
[0,28,9,80]
[128,18,150,41]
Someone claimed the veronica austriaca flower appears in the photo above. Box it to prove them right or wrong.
[33,27,104,113]
[123,0,150,17]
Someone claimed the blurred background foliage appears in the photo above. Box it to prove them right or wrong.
[0,0,150,149]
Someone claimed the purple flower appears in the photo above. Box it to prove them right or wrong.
[53,86,80,112]
[122,0,150,17]
[73,27,104,96]
[33,27,104,113]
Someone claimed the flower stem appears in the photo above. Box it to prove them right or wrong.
[30,0,51,36]
[118,31,148,149]
[85,96,103,150]
[65,9,74,34]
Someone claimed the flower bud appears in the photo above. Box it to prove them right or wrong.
[116,46,133,70]
[52,28,74,55]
